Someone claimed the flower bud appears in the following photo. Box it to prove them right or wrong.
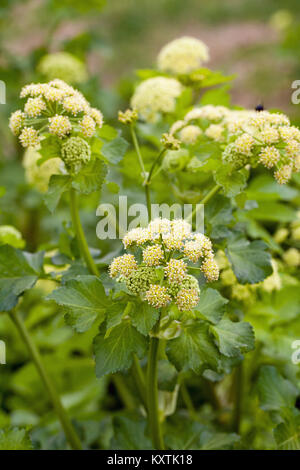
[61,136,91,173]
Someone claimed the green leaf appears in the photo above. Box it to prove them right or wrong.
[0,226,25,249]
[44,174,71,213]
[199,431,240,450]
[195,288,228,324]
[106,301,128,330]
[214,166,248,197]
[247,174,298,202]
[47,275,109,332]
[38,135,61,165]
[210,318,255,357]
[93,320,147,377]
[226,236,272,284]
[257,366,298,412]
[71,158,107,194]
[0,428,33,450]
[112,415,152,450]
[274,414,300,450]
[0,245,39,311]
[97,124,118,141]
[101,136,129,164]
[246,201,296,223]
[158,360,178,392]
[195,68,234,88]
[201,84,231,106]
[166,320,220,374]
[129,301,159,336]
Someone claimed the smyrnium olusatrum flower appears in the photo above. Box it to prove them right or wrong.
[109,218,219,312]
[161,133,181,150]
[23,147,62,193]
[19,127,40,148]
[9,79,103,153]
[61,137,91,174]
[130,76,182,122]
[109,254,138,278]
[118,109,138,125]
[9,111,25,136]
[48,115,72,138]
[37,52,88,84]
[179,125,202,144]
[157,36,209,75]
[143,245,164,266]
[169,105,300,184]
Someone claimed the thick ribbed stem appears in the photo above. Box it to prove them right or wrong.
[147,334,164,450]
[69,187,99,276]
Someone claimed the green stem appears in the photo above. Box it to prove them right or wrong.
[9,309,82,450]
[147,329,164,450]
[130,125,146,178]
[187,184,221,224]
[146,149,166,184]
[132,354,147,409]
[180,380,197,420]
[112,374,136,410]
[232,363,243,433]
[69,187,99,277]
[145,185,152,221]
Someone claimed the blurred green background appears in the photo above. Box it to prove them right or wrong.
[1,0,300,251]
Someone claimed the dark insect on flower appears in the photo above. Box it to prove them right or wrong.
[255,104,264,112]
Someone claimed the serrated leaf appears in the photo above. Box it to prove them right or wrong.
[111,415,152,450]
[129,301,159,336]
[0,428,33,450]
[210,318,255,357]
[101,136,129,164]
[106,302,127,330]
[0,245,39,311]
[214,166,248,197]
[93,320,147,377]
[257,366,298,412]
[246,201,296,223]
[199,431,240,450]
[226,236,272,284]
[44,174,71,213]
[47,275,109,332]
[274,414,300,450]
[195,288,228,324]
[97,124,118,141]
[166,320,220,374]
[38,135,61,165]
[71,158,107,194]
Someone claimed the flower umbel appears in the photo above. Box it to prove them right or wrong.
[109,218,219,312]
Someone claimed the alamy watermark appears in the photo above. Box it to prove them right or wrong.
[0,340,6,364]
[291,80,300,104]
[291,340,300,365]
[96,196,204,239]
[0,80,6,104]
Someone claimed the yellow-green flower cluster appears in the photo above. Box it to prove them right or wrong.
[216,250,281,301]
[118,108,138,125]
[157,36,209,75]
[23,147,62,193]
[130,77,182,123]
[37,52,88,84]
[170,105,300,183]
[0,225,25,249]
[161,133,181,150]
[60,137,91,173]
[10,79,103,148]
[109,218,219,312]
